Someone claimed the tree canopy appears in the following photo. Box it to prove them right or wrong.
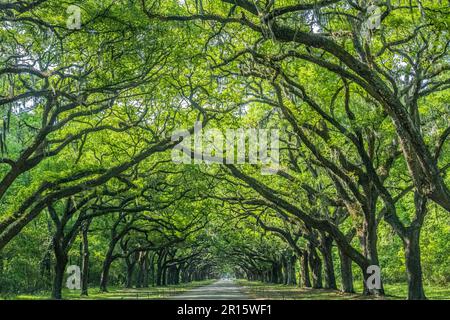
[0,0,448,300]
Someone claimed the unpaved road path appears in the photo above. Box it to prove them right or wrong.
[169,279,249,300]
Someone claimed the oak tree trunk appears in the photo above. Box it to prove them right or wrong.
[52,251,68,300]
[80,219,91,296]
[338,248,354,293]
[403,227,426,300]
[320,236,337,289]
[308,245,323,289]
[300,252,312,288]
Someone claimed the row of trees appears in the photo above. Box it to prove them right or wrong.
[0,0,218,299]
[151,0,449,300]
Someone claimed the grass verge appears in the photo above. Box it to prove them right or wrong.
[237,280,450,300]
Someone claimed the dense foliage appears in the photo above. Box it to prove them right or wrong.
[0,0,448,300]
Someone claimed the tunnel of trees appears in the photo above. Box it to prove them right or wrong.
[0,0,449,300]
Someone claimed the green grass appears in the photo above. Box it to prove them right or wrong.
[237,280,450,300]
[352,281,450,300]
[1,280,215,300]
[3,279,448,300]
